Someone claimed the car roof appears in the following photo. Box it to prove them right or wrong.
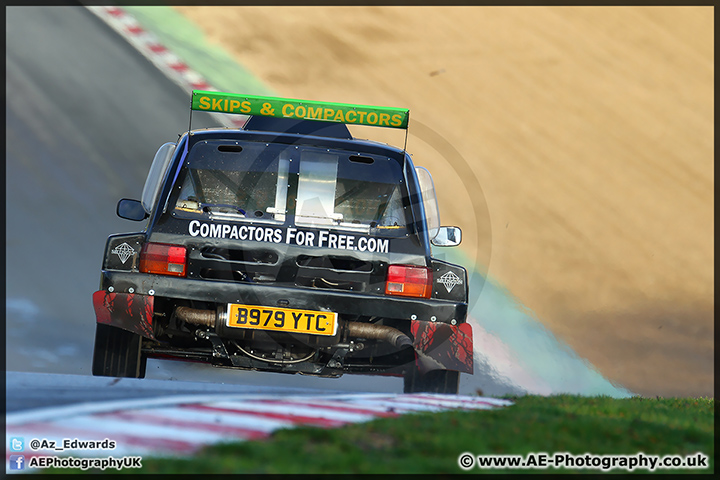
[184,118,409,162]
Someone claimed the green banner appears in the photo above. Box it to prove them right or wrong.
[191,90,409,129]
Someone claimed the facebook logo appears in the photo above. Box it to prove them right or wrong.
[9,455,25,470]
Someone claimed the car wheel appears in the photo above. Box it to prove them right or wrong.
[92,324,147,378]
[403,367,459,394]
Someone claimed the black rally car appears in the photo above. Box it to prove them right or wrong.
[92,91,472,393]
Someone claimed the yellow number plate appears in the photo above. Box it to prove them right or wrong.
[227,304,338,336]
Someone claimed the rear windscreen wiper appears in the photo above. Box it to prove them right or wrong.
[200,203,246,215]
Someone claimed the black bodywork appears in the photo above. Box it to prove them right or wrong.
[92,118,472,393]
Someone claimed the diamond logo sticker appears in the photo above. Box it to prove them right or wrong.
[437,271,463,293]
[111,242,135,264]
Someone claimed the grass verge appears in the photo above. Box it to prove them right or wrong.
[48,395,713,474]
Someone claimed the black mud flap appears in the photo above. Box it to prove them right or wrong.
[403,367,459,394]
[92,324,147,378]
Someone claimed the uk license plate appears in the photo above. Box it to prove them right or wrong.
[227,304,338,336]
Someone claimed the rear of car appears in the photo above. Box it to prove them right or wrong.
[92,92,472,393]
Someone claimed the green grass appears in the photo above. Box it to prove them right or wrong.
[48,395,713,474]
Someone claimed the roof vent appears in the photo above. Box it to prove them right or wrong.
[243,116,352,139]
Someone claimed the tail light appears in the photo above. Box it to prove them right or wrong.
[385,264,432,298]
[140,243,187,277]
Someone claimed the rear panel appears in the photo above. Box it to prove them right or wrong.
[147,134,429,296]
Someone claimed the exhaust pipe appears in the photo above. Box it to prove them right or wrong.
[176,307,413,349]
[176,306,215,327]
[346,321,413,349]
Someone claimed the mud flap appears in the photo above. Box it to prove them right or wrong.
[410,320,473,374]
[92,291,155,340]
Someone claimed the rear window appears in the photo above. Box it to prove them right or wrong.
[173,140,409,235]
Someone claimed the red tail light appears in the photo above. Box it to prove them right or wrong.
[385,264,432,298]
[140,243,187,277]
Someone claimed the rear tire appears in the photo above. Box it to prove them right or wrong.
[92,324,147,378]
[404,368,459,394]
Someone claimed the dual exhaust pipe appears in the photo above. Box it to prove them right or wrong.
[175,306,413,349]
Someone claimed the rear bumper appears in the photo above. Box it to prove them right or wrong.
[99,270,467,324]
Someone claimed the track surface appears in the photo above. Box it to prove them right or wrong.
[6,6,189,374]
[5,371,334,413]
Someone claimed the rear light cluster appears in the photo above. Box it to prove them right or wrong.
[140,243,187,277]
[137,246,430,297]
[385,265,432,299]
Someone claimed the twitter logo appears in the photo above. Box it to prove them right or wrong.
[9,437,24,452]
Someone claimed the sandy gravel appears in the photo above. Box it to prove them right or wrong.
[175,6,713,397]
